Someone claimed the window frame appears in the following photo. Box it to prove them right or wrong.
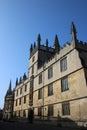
[20,87,22,95]
[25,84,27,92]
[16,90,18,97]
[48,83,53,96]
[15,99,18,106]
[61,76,69,92]
[48,105,53,116]
[31,65,34,74]
[24,96,26,104]
[38,107,42,116]
[38,73,42,84]
[60,57,67,72]
[48,66,53,79]
[19,98,21,105]
[62,102,70,115]
[38,88,42,99]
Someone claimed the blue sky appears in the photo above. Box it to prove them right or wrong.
[0,0,87,109]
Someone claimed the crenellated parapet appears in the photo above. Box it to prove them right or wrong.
[76,40,87,51]
[30,34,60,58]
[15,73,28,87]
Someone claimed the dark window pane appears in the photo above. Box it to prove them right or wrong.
[62,102,70,115]
[61,77,68,92]
[38,107,42,116]
[48,105,53,116]
[24,96,26,104]
[39,73,42,84]
[48,84,53,96]
[48,67,53,79]
[25,84,27,92]
[38,89,42,99]
[60,57,67,72]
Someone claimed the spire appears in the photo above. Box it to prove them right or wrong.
[19,76,22,84]
[15,78,18,86]
[46,39,48,50]
[34,42,36,48]
[23,73,27,80]
[30,44,33,53]
[37,34,41,48]
[54,34,60,53]
[8,80,11,92]
[71,22,77,42]
[6,80,12,96]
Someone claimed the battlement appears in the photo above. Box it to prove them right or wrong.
[76,40,87,51]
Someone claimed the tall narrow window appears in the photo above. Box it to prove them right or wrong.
[61,76,68,92]
[48,105,53,116]
[38,88,42,99]
[20,87,22,95]
[16,90,18,97]
[60,57,67,72]
[32,56,35,62]
[48,66,53,79]
[38,107,42,116]
[19,98,21,105]
[48,83,53,96]
[62,102,70,115]
[24,96,26,104]
[25,84,27,92]
[15,100,18,106]
[32,65,34,74]
[23,110,26,117]
[39,73,42,84]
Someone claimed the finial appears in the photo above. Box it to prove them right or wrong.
[54,34,60,52]
[46,39,48,47]
[37,34,41,48]
[19,77,22,84]
[23,73,27,80]
[30,44,33,53]
[71,22,77,41]
[34,42,36,48]
[15,78,18,86]
[9,80,11,91]
[6,80,12,96]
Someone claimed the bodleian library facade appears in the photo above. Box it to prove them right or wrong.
[3,22,87,127]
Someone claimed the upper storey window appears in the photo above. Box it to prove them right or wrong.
[38,73,42,84]
[25,84,27,92]
[60,57,67,72]
[48,83,53,96]
[48,66,53,79]
[16,90,18,97]
[61,76,68,92]
[31,65,34,74]
[32,56,35,62]
[20,87,22,95]
[38,88,42,99]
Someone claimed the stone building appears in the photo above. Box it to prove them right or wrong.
[3,81,14,120]
[5,22,87,127]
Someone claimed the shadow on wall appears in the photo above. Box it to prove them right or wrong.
[57,115,77,127]
[57,114,87,128]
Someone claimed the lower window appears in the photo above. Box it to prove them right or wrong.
[62,102,70,115]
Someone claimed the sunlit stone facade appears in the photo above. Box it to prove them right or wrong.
[4,23,87,127]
